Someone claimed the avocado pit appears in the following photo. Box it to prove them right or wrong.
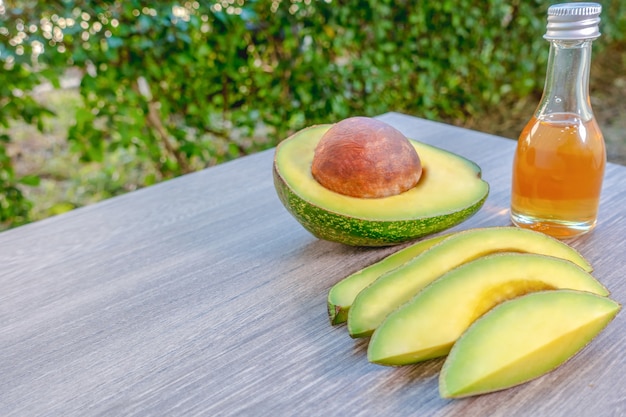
[310,117,422,198]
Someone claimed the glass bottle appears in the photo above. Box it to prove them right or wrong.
[510,2,605,239]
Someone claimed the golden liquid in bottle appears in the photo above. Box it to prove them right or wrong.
[510,113,605,238]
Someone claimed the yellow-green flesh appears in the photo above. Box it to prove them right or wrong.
[327,233,450,325]
[347,227,593,338]
[275,125,488,220]
[368,253,608,365]
[439,290,620,398]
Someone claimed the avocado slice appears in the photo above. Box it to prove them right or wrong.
[327,233,450,325]
[273,124,489,247]
[439,290,620,398]
[367,252,608,366]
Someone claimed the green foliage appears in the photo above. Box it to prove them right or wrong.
[0,133,32,227]
[1,0,626,230]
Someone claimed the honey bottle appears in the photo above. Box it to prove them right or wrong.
[510,2,605,238]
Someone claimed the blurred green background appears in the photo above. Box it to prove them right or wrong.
[2,0,625,231]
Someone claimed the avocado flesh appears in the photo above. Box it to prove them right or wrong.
[273,125,489,246]
[328,233,450,325]
[367,253,608,366]
[347,227,593,338]
[439,290,620,398]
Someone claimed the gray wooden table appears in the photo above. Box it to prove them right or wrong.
[2,112,625,417]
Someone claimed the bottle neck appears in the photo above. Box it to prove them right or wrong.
[536,39,595,121]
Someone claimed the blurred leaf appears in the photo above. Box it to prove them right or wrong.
[107,36,124,49]
[48,202,76,216]
[18,175,41,186]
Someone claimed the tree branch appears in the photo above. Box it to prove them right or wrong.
[136,76,191,174]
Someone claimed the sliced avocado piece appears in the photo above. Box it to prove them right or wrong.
[328,233,450,325]
[368,253,608,366]
[273,124,489,247]
[347,227,593,338]
[439,290,620,398]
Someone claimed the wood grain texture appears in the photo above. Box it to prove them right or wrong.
[1,112,625,416]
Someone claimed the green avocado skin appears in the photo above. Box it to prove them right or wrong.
[273,165,488,247]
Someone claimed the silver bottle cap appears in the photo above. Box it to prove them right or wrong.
[544,2,602,41]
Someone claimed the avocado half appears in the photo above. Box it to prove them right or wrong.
[272,124,489,246]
